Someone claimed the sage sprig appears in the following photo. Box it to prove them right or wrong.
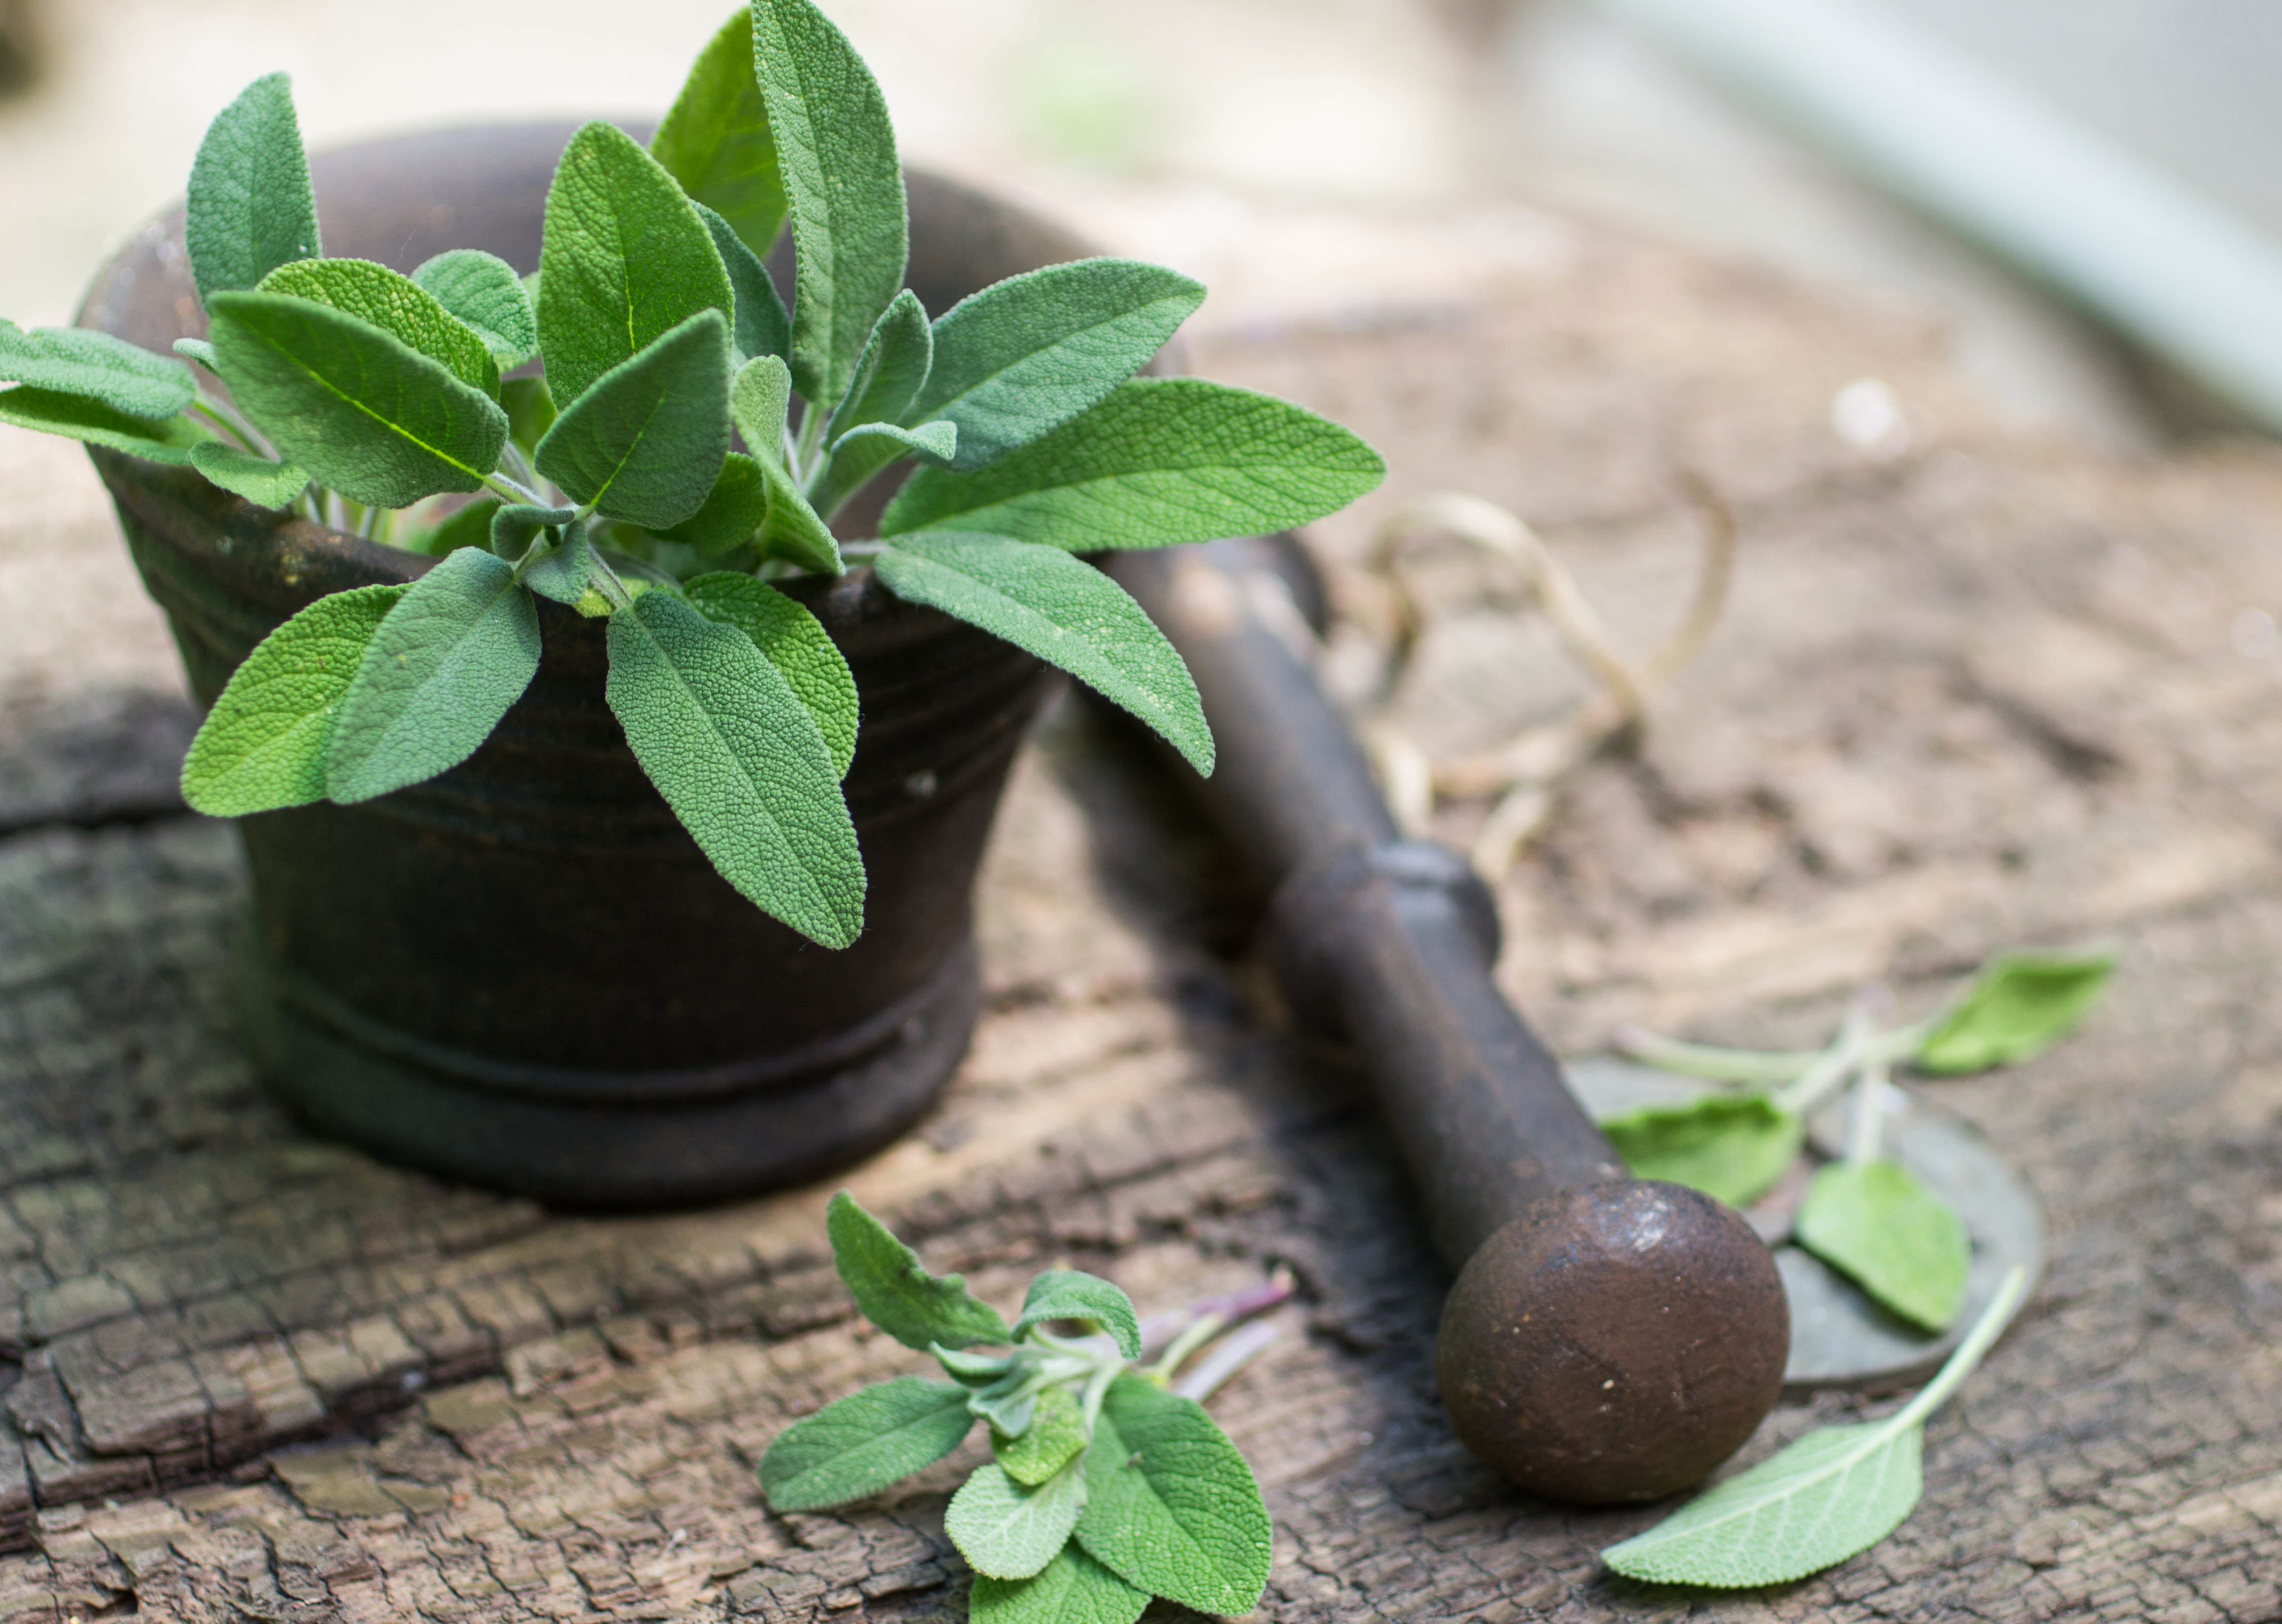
[0,0,1385,949]
[761,1195,1278,1622]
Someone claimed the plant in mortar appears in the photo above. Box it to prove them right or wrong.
[0,0,1383,949]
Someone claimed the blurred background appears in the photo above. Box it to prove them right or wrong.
[6,0,2282,455]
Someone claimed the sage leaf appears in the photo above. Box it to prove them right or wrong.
[946,1461,1087,1582]
[0,388,205,464]
[324,547,541,804]
[696,201,792,366]
[500,375,557,454]
[535,309,731,530]
[750,0,907,404]
[605,591,863,946]
[824,1191,1010,1351]
[659,452,770,557]
[882,377,1385,551]
[685,570,858,776]
[968,1372,1040,1441]
[1916,950,2118,1074]
[520,523,598,608]
[812,418,957,519]
[654,9,789,261]
[412,249,539,366]
[1011,1271,1140,1359]
[0,321,195,418]
[537,120,735,408]
[261,258,500,396]
[490,501,580,565]
[1795,1160,1971,1334]
[1602,1266,2028,1588]
[206,291,509,507]
[189,441,307,509]
[185,72,320,307]
[969,1543,1150,1624]
[414,497,502,558]
[1075,1373,1270,1616]
[1600,1094,1804,1210]
[174,337,221,372]
[873,533,1211,773]
[759,453,842,572]
[994,1386,1088,1487]
[933,1344,1018,1387]
[732,352,793,463]
[913,259,1203,471]
[180,584,404,816]
[825,288,932,443]
[759,1377,974,1513]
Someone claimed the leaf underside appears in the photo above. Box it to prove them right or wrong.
[0,387,205,464]
[946,1461,1087,1581]
[1011,1271,1142,1359]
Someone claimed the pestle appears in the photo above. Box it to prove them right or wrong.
[1106,538,1788,1505]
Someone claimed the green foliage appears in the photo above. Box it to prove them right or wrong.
[1074,1375,1272,1616]
[188,442,307,509]
[948,1462,1088,1581]
[0,321,195,418]
[727,353,843,572]
[324,546,541,804]
[969,1544,1150,1624]
[534,309,731,529]
[826,289,933,443]
[0,388,203,464]
[208,291,508,507]
[812,418,957,518]
[995,1388,1088,1486]
[605,591,863,946]
[695,201,792,367]
[1012,1272,1141,1359]
[1601,1094,1804,1209]
[519,520,597,607]
[185,72,320,307]
[180,585,404,815]
[1795,1160,1971,1333]
[873,533,1212,772]
[259,257,500,396]
[749,0,907,404]
[759,1377,974,1512]
[411,250,539,367]
[489,501,579,565]
[1602,1266,2027,1588]
[174,337,221,372]
[536,120,734,408]
[731,352,793,462]
[882,377,1385,551]
[913,259,1203,471]
[415,497,503,558]
[684,571,859,777]
[824,1191,1011,1351]
[658,452,771,558]
[653,9,789,262]
[500,375,557,454]
[1916,950,2117,1074]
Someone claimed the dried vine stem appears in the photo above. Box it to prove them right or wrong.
[1355,476,1735,877]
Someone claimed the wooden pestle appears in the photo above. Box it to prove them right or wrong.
[1106,537,1788,1504]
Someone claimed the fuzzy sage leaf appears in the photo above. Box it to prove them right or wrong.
[695,201,792,367]
[654,9,790,262]
[535,309,732,530]
[0,322,195,419]
[658,452,771,559]
[0,389,205,464]
[259,258,500,397]
[412,250,539,367]
[825,288,933,444]
[759,1377,973,1513]
[969,1543,1150,1624]
[1601,1094,1804,1210]
[947,1460,1088,1582]
[994,1386,1088,1487]
[684,571,858,777]
[185,73,320,308]
[189,442,308,510]
[1916,950,2117,1074]
[1795,1160,1971,1333]
[1011,1272,1141,1359]
[1074,1374,1271,1616]
[825,1192,1009,1352]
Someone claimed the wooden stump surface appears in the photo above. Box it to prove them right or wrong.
[0,209,2279,1622]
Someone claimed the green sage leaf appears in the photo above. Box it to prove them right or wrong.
[874,533,1211,773]
[883,377,1384,551]
[605,591,863,946]
[0,388,204,464]
[500,375,557,454]
[994,1386,1088,1487]
[759,454,841,572]
[946,1461,1087,1582]
[750,0,908,404]
[1011,1272,1140,1359]
[537,119,735,408]
[185,72,320,307]
[206,291,509,507]
[684,570,858,776]
[1915,950,2118,1074]
[759,1376,974,1513]
[934,1345,1019,1387]
[1075,1373,1270,1616]
[969,1543,1149,1624]
[489,501,579,564]
[520,523,598,608]
[658,452,769,557]
[188,441,308,509]
[825,288,932,443]
[732,351,793,462]
[968,1373,1040,1440]
[1795,1160,1971,1333]
[824,1192,1010,1351]
[174,336,221,372]
[0,322,195,418]
[812,418,957,518]
[913,259,1203,471]
[1600,1094,1804,1210]
[414,497,502,558]
[654,9,789,261]
[180,584,404,816]
[696,200,792,366]
[324,547,540,804]
[535,309,732,530]
[261,258,500,396]
[412,249,539,367]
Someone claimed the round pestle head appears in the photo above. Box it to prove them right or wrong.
[1435,1180,1789,1504]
